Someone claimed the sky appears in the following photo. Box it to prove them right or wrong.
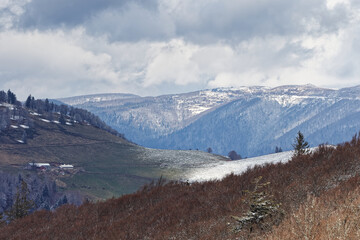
[0,0,359,100]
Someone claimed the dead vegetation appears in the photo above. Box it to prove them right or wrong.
[1,135,360,239]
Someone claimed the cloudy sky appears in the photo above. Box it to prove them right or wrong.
[0,0,359,99]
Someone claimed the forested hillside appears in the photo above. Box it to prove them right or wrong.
[60,85,360,157]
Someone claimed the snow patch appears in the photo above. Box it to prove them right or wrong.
[53,120,60,124]
[16,140,24,144]
[10,125,18,129]
[65,122,72,126]
[40,118,50,123]
[185,151,294,182]
[20,125,29,129]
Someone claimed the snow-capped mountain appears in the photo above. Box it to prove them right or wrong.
[58,85,360,157]
[58,93,139,106]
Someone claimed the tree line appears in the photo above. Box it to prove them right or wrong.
[0,90,123,138]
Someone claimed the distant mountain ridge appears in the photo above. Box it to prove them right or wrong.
[59,85,360,157]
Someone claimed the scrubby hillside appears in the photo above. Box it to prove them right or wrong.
[2,134,360,239]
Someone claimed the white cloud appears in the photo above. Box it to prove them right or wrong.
[0,29,122,98]
[0,0,360,99]
[0,0,31,29]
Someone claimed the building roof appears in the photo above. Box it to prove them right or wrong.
[59,164,74,168]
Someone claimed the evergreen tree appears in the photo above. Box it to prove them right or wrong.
[207,147,213,153]
[0,90,7,103]
[59,114,66,125]
[44,98,50,112]
[21,131,27,144]
[228,150,242,160]
[5,180,35,221]
[275,146,283,153]
[232,176,283,233]
[42,185,49,198]
[25,95,32,108]
[30,96,35,109]
[6,89,16,104]
[292,131,310,156]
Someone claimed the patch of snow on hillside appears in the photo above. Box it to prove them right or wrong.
[268,95,305,107]
[53,120,60,124]
[185,151,293,182]
[40,118,50,123]
[16,140,24,143]
[10,125,18,129]
[20,125,29,129]
[187,106,212,115]
[65,122,72,125]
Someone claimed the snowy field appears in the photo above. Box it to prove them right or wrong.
[185,151,294,182]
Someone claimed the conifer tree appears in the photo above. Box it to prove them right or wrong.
[232,176,283,233]
[228,150,241,160]
[59,114,66,125]
[25,95,32,108]
[45,98,50,112]
[292,131,310,156]
[6,89,16,104]
[21,130,27,144]
[0,90,6,103]
[5,180,35,221]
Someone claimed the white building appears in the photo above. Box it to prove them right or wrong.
[59,164,74,169]
[29,163,50,168]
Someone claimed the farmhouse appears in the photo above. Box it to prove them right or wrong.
[59,164,74,169]
[28,163,50,168]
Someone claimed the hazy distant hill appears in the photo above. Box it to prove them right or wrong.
[60,84,360,157]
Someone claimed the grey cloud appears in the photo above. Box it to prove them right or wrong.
[15,0,352,44]
[171,0,350,43]
[17,0,157,30]
[86,3,175,42]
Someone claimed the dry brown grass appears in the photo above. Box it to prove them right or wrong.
[2,134,360,239]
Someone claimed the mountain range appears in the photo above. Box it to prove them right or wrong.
[59,84,360,157]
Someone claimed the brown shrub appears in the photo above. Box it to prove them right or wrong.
[1,134,360,239]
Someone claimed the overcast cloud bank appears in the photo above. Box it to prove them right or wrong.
[0,0,359,99]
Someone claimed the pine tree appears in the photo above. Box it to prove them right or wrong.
[59,114,66,125]
[228,150,241,160]
[25,95,32,108]
[232,176,283,233]
[5,180,35,221]
[292,131,310,156]
[21,130,27,144]
[275,146,283,153]
[6,89,16,104]
[0,90,7,103]
[44,98,50,112]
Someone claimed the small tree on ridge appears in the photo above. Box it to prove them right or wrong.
[292,131,310,157]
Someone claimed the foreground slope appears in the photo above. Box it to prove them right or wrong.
[59,84,360,157]
[2,135,360,239]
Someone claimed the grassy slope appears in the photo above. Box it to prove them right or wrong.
[0,113,225,199]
